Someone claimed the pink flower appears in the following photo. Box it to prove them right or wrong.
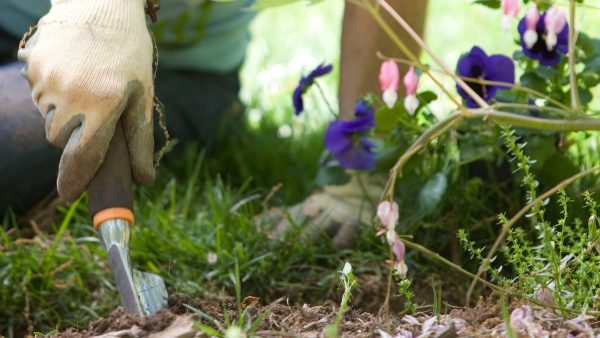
[502,0,520,17]
[403,67,418,96]
[545,6,567,50]
[379,60,400,108]
[523,5,540,49]
[501,0,521,32]
[391,237,405,263]
[379,60,399,91]
[377,201,399,229]
[403,67,419,115]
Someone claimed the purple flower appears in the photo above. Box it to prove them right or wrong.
[456,46,515,108]
[324,101,376,170]
[518,12,568,67]
[293,63,333,115]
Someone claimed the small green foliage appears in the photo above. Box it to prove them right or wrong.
[459,126,600,313]
[397,279,417,314]
[324,262,359,338]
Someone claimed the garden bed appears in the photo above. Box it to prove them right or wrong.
[56,294,599,337]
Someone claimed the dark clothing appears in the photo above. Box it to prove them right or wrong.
[0,30,241,215]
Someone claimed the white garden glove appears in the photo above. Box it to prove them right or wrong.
[18,0,155,202]
[264,174,383,249]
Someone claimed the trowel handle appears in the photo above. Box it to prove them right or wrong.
[88,120,134,230]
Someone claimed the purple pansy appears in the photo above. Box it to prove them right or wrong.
[292,63,333,115]
[324,101,376,170]
[518,12,568,67]
[456,46,515,108]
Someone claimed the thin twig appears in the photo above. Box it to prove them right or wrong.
[465,166,600,305]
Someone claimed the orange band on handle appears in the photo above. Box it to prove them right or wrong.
[93,207,134,230]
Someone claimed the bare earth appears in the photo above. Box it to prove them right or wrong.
[56,294,600,338]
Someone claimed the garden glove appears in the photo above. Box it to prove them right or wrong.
[18,0,155,202]
[265,174,383,249]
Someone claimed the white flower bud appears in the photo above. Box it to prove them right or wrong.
[524,29,538,49]
[545,31,557,51]
[383,88,398,108]
[342,262,352,275]
[404,94,419,115]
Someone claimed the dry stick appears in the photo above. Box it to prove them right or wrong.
[374,0,489,109]
[465,166,600,305]
[568,0,581,113]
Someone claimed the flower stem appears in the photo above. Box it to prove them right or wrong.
[383,107,600,199]
[376,52,574,113]
[465,108,600,131]
[491,103,570,117]
[568,0,581,113]
[313,80,338,118]
[373,0,489,109]
[364,4,468,113]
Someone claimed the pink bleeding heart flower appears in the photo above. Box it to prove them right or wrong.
[501,0,521,32]
[377,201,399,230]
[545,6,567,51]
[391,237,405,263]
[403,67,419,115]
[379,60,399,108]
[523,5,540,49]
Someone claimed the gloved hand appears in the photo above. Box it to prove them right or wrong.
[18,0,155,202]
[264,174,383,249]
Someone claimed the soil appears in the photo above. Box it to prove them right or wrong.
[56,294,600,338]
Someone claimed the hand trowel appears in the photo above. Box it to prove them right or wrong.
[87,120,168,316]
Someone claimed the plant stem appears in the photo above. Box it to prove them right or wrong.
[374,0,489,109]
[465,166,600,304]
[465,108,600,131]
[383,107,600,199]
[314,81,338,118]
[377,52,574,113]
[364,5,468,112]
[568,0,581,112]
[403,238,595,315]
[492,103,570,117]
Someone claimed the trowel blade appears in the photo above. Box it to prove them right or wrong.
[133,269,169,315]
[107,244,144,315]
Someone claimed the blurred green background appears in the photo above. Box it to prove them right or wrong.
[240,0,600,123]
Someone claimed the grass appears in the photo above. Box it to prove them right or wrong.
[3,0,600,336]
[0,118,389,335]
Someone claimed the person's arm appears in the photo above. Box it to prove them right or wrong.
[17,0,155,201]
[339,0,428,119]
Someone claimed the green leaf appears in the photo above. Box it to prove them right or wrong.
[532,66,559,79]
[417,91,438,105]
[584,57,600,73]
[580,71,600,88]
[375,106,402,133]
[418,172,448,217]
[472,0,500,9]
[520,72,547,93]
[315,164,351,186]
